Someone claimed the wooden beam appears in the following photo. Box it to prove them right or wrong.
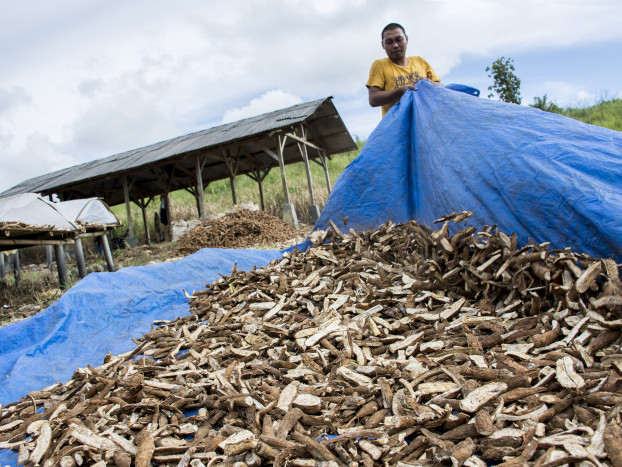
[282,130,323,152]
[256,143,280,163]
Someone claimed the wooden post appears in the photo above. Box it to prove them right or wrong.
[245,168,270,211]
[45,245,53,270]
[98,235,115,272]
[140,202,151,245]
[257,178,265,211]
[320,150,332,194]
[54,245,68,289]
[122,175,135,238]
[298,141,316,206]
[277,135,291,204]
[0,252,5,282]
[12,251,21,284]
[229,177,238,206]
[276,135,299,229]
[74,237,88,279]
[195,155,207,220]
[164,192,172,241]
[222,149,240,207]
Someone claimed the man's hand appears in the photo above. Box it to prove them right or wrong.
[368,85,417,108]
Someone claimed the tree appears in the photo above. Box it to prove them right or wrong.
[486,57,521,104]
[530,94,562,113]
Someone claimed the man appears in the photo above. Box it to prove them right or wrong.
[367,23,441,117]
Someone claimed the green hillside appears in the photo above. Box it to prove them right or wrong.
[532,96,622,131]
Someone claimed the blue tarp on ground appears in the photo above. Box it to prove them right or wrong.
[0,248,282,405]
[316,81,622,262]
[2,82,621,464]
[0,248,282,464]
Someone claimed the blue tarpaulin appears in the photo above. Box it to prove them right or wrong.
[316,81,622,262]
[1,82,621,464]
[0,248,282,405]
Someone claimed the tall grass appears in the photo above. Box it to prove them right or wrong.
[532,96,622,132]
[111,144,362,241]
[561,98,622,131]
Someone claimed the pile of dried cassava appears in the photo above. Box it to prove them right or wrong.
[1,212,621,467]
[175,209,304,255]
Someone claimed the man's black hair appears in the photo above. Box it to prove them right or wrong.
[381,23,406,40]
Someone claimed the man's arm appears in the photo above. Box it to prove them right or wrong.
[368,85,417,108]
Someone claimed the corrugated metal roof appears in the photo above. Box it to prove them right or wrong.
[1,97,357,205]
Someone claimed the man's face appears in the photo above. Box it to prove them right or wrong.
[382,28,408,63]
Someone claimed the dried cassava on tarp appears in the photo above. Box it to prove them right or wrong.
[1,212,621,466]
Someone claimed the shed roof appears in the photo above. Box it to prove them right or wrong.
[1,97,356,206]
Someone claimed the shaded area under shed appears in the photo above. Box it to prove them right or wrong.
[1,97,356,238]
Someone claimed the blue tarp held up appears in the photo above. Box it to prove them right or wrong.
[316,81,622,262]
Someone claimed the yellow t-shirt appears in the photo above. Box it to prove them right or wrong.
[367,56,441,116]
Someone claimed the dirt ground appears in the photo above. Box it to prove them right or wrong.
[0,210,311,328]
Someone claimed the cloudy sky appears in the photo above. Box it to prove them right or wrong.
[1,0,621,193]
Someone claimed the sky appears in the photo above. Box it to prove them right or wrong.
[1,0,621,194]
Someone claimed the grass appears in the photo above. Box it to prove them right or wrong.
[532,96,622,132]
[561,98,622,131]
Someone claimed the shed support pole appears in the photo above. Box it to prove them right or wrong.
[12,251,21,284]
[321,150,332,194]
[298,137,320,225]
[195,156,207,220]
[277,135,299,229]
[229,177,238,206]
[45,245,53,270]
[164,192,172,242]
[98,235,115,272]
[54,245,68,289]
[122,176,135,239]
[0,253,5,282]
[141,203,151,245]
[258,178,265,211]
[246,169,270,212]
[74,237,87,279]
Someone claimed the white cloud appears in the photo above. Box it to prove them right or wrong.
[3,133,74,187]
[67,91,180,159]
[222,90,303,124]
[0,86,31,115]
